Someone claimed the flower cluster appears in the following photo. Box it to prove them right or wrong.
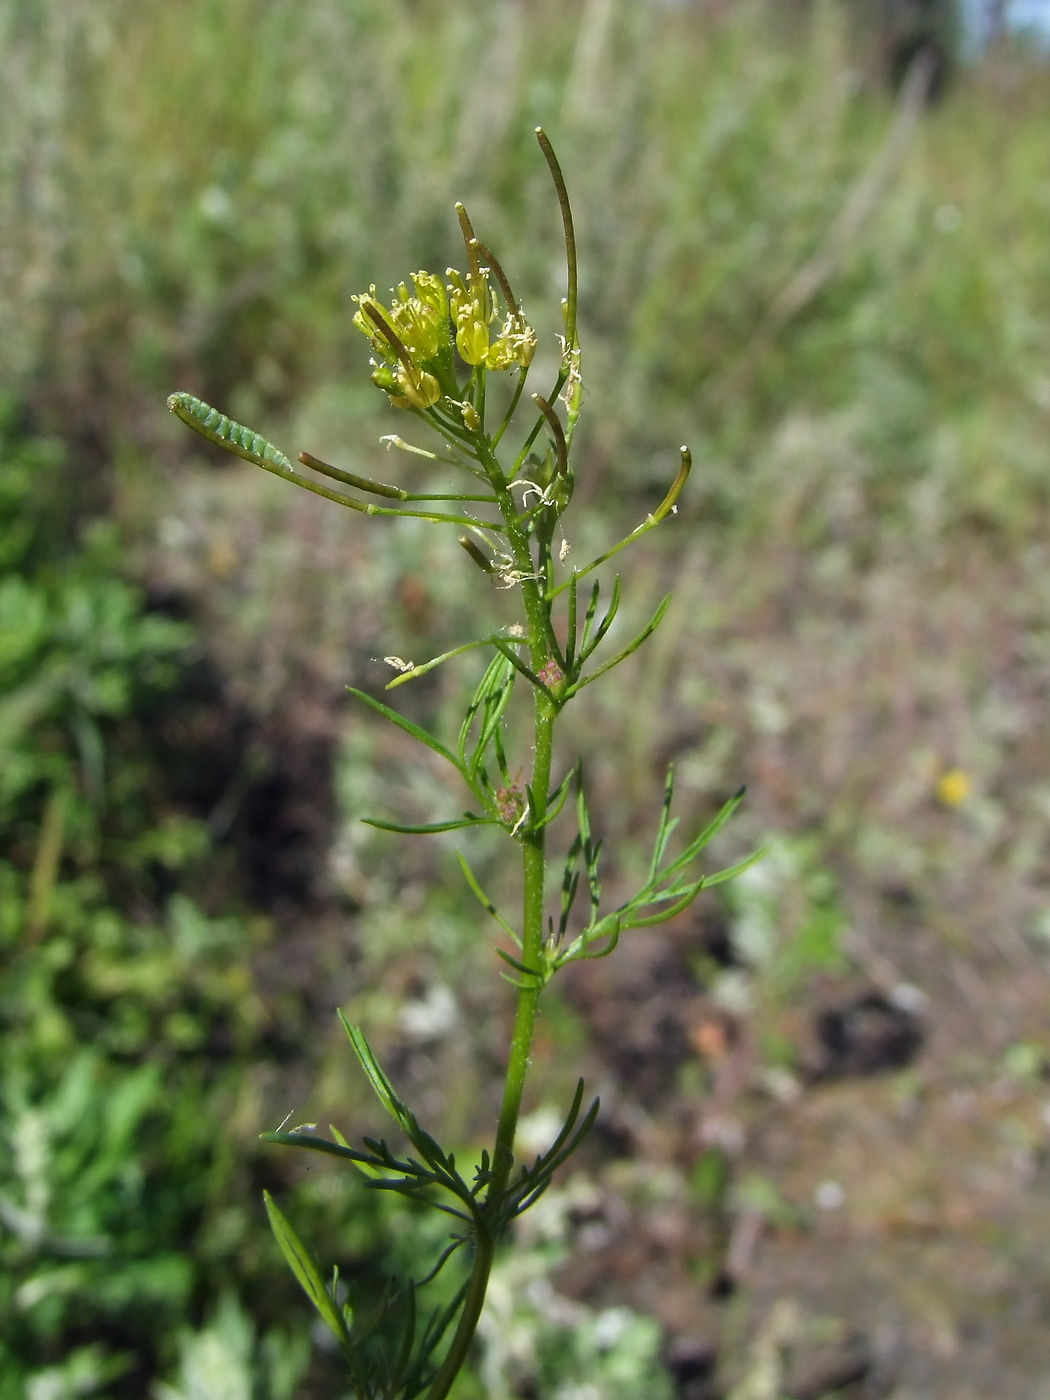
[353,264,536,417]
[446,269,536,372]
[494,783,526,826]
[537,657,565,691]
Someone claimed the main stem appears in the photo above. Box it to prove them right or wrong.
[424,479,556,1400]
[493,693,555,1185]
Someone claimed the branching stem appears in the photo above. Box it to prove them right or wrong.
[170,132,746,1400]
[424,460,557,1400]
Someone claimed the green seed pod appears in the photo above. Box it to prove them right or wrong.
[167,392,293,472]
[458,535,494,574]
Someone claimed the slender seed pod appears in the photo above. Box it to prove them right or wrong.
[167,392,293,472]
[458,535,495,574]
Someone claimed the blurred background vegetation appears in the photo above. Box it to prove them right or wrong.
[4,1,1050,1397]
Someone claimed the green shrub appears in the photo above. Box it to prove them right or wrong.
[0,407,293,1396]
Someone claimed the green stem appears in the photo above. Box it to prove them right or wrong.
[492,695,555,1187]
[422,1232,495,1400]
[424,694,555,1400]
[492,365,529,449]
[424,471,557,1400]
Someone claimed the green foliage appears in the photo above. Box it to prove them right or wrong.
[714,835,848,1071]
[155,1295,308,1400]
[0,408,187,826]
[0,408,309,1397]
[725,834,848,998]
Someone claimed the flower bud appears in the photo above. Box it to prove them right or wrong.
[447,268,494,367]
[371,362,398,393]
[456,316,490,366]
[496,784,525,826]
[537,658,565,690]
[353,289,397,362]
[394,366,441,410]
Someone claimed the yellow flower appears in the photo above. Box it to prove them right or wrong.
[447,268,494,366]
[355,276,449,411]
[389,273,451,364]
[936,769,971,807]
[392,366,441,411]
[352,288,397,362]
[486,313,537,371]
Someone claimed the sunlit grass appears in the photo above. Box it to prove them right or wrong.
[5,3,1050,1392]
[2,0,1043,542]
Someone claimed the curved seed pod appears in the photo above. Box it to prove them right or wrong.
[167,392,293,471]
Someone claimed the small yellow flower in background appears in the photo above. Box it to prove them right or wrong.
[937,768,972,807]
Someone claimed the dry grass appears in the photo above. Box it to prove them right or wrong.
[7,0,1050,1393]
